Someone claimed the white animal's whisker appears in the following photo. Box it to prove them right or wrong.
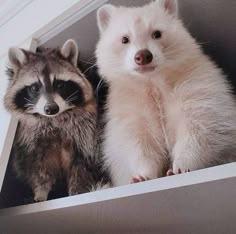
[162,42,178,52]
[100,60,123,67]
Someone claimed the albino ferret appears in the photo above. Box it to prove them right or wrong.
[96,0,236,186]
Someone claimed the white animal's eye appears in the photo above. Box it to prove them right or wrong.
[122,36,130,44]
[152,30,162,39]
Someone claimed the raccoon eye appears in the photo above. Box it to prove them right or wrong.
[30,84,40,93]
[152,30,162,39]
[122,36,130,44]
[56,82,65,90]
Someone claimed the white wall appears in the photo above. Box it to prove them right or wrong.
[0,56,11,153]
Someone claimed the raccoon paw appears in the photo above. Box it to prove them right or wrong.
[131,176,150,184]
[34,191,48,202]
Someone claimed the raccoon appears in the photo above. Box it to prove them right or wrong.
[96,0,236,186]
[4,39,107,202]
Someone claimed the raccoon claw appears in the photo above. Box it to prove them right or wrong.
[33,191,48,202]
[131,176,150,184]
[166,168,190,176]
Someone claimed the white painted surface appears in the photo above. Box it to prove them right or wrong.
[0,0,81,59]
[0,56,11,154]
[0,0,33,27]
[0,163,236,233]
[0,0,24,19]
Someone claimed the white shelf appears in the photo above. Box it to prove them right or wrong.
[0,163,236,233]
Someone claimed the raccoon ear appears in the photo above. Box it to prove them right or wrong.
[159,0,178,18]
[97,4,115,32]
[8,47,27,71]
[60,39,79,66]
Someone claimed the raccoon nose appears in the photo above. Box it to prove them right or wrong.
[134,50,153,65]
[44,102,59,115]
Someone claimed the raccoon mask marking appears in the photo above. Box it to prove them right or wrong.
[5,39,90,118]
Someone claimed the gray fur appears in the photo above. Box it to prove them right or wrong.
[4,40,109,202]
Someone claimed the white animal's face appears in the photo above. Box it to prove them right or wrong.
[96,0,193,81]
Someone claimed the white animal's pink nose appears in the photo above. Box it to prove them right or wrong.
[134,50,153,65]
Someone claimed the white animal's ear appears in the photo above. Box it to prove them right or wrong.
[97,4,115,32]
[159,0,178,18]
[61,39,79,66]
[8,47,27,71]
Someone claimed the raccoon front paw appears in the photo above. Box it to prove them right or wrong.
[33,190,48,202]
[68,186,87,196]
[131,176,150,184]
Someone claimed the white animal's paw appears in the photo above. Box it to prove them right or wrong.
[166,168,190,176]
[34,190,48,202]
[131,175,150,184]
[172,160,191,175]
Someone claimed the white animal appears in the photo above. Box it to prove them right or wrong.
[96,0,236,186]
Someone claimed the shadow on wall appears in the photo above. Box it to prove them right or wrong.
[179,0,236,92]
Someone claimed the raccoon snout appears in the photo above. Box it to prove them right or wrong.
[44,102,59,115]
[134,50,153,66]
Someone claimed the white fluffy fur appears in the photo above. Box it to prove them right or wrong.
[96,0,236,186]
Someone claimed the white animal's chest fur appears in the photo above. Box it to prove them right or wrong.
[104,77,181,186]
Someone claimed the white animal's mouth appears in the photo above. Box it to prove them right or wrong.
[135,66,156,74]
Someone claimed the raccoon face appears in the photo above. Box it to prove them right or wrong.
[4,40,94,118]
[96,0,193,80]
[14,72,85,117]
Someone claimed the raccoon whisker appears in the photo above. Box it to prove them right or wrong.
[83,64,97,74]
[24,97,34,104]
[24,103,34,106]
[66,95,79,103]
[96,79,105,100]
[87,55,97,62]
[65,90,80,102]
[24,104,34,108]
[80,59,95,65]
[67,96,79,103]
